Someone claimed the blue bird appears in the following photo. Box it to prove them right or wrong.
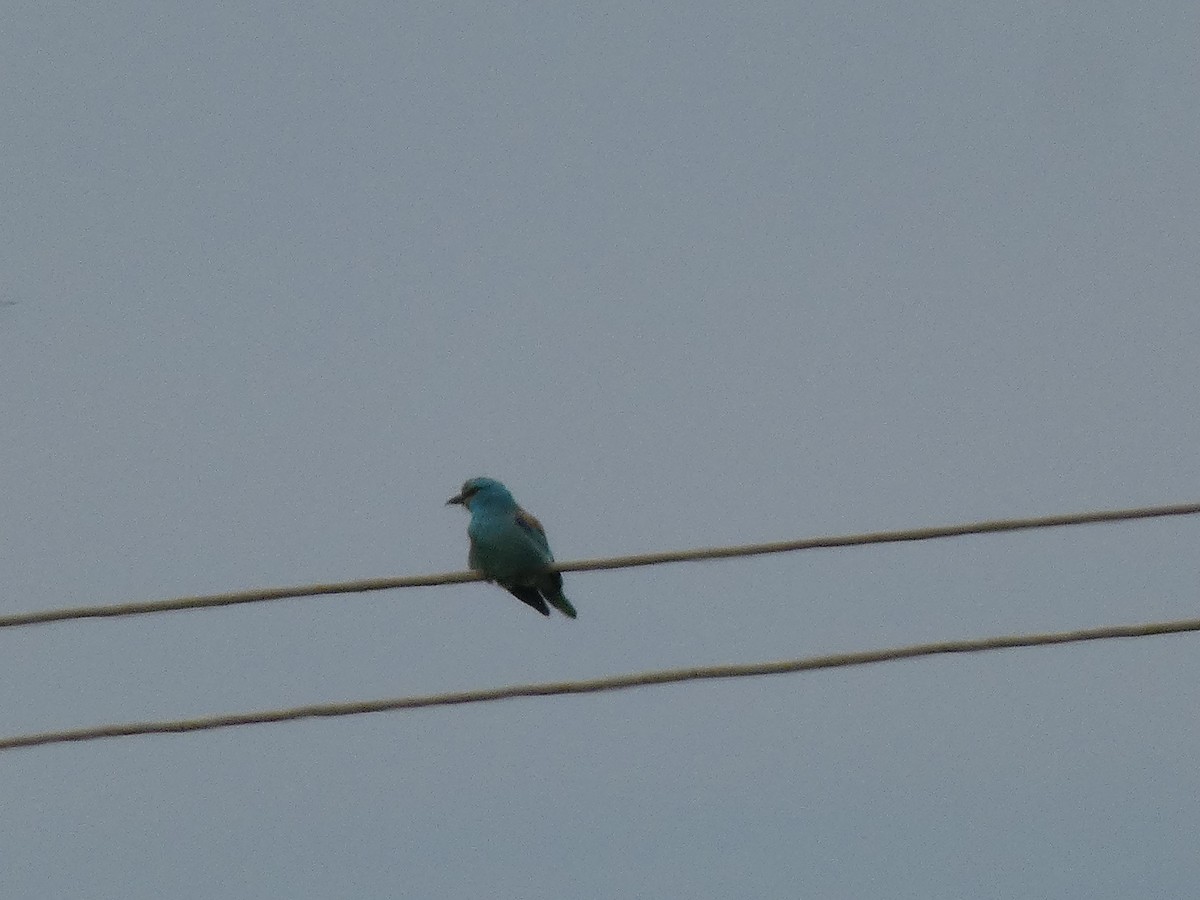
[447,477,577,618]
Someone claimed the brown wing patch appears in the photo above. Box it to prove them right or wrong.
[513,507,545,537]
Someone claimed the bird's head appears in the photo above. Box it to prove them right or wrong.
[446,476,514,511]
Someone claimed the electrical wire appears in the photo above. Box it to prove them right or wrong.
[2,615,1198,751]
[1,501,1197,630]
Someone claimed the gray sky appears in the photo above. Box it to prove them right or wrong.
[3,3,1199,898]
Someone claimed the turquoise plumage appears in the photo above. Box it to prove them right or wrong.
[447,477,578,618]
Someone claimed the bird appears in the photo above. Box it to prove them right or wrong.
[447,477,577,618]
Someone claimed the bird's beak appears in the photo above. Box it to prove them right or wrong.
[446,492,466,506]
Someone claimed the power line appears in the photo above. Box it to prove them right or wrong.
[560,501,1200,571]
[1,500,1197,630]
[2,615,1197,751]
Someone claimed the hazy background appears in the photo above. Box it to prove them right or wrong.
[3,3,1199,897]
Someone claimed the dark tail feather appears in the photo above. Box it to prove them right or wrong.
[547,592,577,618]
[541,572,577,619]
[505,585,551,616]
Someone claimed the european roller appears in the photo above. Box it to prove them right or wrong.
[447,477,578,618]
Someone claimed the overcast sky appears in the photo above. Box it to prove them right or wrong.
[3,3,1199,898]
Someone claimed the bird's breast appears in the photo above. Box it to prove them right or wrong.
[468,515,549,580]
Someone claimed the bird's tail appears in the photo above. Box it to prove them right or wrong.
[548,591,577,619]
[541,571,578,618]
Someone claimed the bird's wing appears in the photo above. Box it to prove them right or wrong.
[513,507,553,557]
